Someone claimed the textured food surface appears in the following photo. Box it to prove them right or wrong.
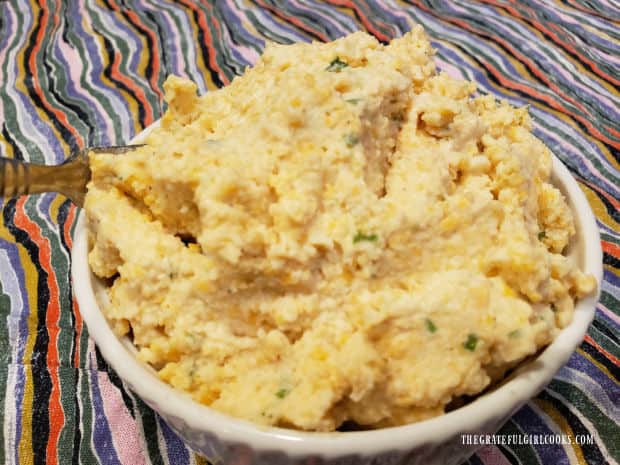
[86,28,595,432]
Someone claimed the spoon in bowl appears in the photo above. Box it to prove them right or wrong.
[0,145,143,207]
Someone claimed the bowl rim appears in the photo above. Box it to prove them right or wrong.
[71,123,603,457]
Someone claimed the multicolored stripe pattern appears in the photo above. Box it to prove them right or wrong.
[0,1,618,464]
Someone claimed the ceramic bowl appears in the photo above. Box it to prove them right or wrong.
[71,124,602,465]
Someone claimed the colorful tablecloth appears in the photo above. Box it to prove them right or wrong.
[0,1,618,464]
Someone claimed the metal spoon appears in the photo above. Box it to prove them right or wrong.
[0,145,143,207]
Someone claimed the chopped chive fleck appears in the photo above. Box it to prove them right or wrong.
[508,329,520,338]
[538,231,547,240]
[353,231,378,243]
[463,333,478,351]
[550,303,557,312]
[188,361,197,378]
[275,388,289,399]
[344,133,359,147]
[345,98,362,105]
[425,319,437,333]
[326,57,349,72]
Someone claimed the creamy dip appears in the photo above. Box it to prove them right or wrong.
[86,26,595,431]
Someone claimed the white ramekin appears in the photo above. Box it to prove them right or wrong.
[71,124,602,465]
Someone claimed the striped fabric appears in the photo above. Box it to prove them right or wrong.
[0,1,618,464]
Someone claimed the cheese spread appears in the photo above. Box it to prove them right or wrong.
[85,26,596,431]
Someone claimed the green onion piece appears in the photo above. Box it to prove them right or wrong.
[345,133,359,147]
[508,329,520,338]
[353,231,378,243]
[188,361,197,378]
[275,388,289,399]
[538,231,547,240]
[345,98,362,104]
[326,57,349,72]
[463,333,478,351]
[425,319,437,333]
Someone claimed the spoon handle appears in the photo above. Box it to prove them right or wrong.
[0,145,144,207]
[0,155,89,206]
